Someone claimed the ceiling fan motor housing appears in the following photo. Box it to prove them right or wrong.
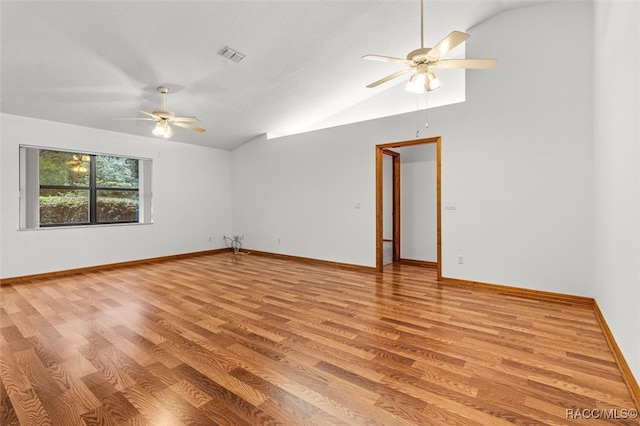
[151,110,175,120]
[407,47,434,63]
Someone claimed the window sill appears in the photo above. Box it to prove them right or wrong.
[19,222,154,231]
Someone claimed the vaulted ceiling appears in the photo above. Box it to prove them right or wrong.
[1,0,545,150]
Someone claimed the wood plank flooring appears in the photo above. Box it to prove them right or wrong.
[1,252,638,425]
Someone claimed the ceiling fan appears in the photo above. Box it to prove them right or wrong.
[115,86,206,138]
[363,0,496,93]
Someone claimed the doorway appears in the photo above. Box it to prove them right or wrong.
[382,149,400,266]
[376,137,441,279]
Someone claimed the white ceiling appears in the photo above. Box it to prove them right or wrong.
[1,0,544,150]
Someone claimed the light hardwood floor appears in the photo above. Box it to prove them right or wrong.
[1,252,638,425]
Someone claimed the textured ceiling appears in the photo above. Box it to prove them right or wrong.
[1,0,545,150]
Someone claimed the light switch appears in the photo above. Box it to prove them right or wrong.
[444,201,457,210]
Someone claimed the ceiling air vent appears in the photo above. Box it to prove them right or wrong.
[218,46,245,63]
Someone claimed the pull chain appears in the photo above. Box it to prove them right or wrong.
[416,95,420,138]
[416,93,431,137]
[424,94,429,129]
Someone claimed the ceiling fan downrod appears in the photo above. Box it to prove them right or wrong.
[420,0,424,49]
[158,86,168,111]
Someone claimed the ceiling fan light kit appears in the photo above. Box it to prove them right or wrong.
[114,86,206,138]
[363,0,496,93]
[152,120,174,138]
[405,65,441,94]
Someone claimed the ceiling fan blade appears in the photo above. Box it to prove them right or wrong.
[170,116,201,123]
[427,31,469,60]
[173,122,206,133]
[366,68,413,88]
[132,109,160,120]
[435,58,497,69]
[362,54,411,65]
[113,117,156,121]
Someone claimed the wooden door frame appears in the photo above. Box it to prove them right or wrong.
[381,149,401,262]
[375,136,442,280]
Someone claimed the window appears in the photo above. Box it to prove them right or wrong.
[20,147,152,229]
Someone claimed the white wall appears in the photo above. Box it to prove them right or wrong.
[593,0,640,382]
[446,1,594,295]
[0,114,232,278]
[231,130,378,266]
[399,145,437,262]
[233,1,594,298]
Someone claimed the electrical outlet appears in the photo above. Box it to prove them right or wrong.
[208,236,212,242]
[458,255,464,265]
[278,238,281,244]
